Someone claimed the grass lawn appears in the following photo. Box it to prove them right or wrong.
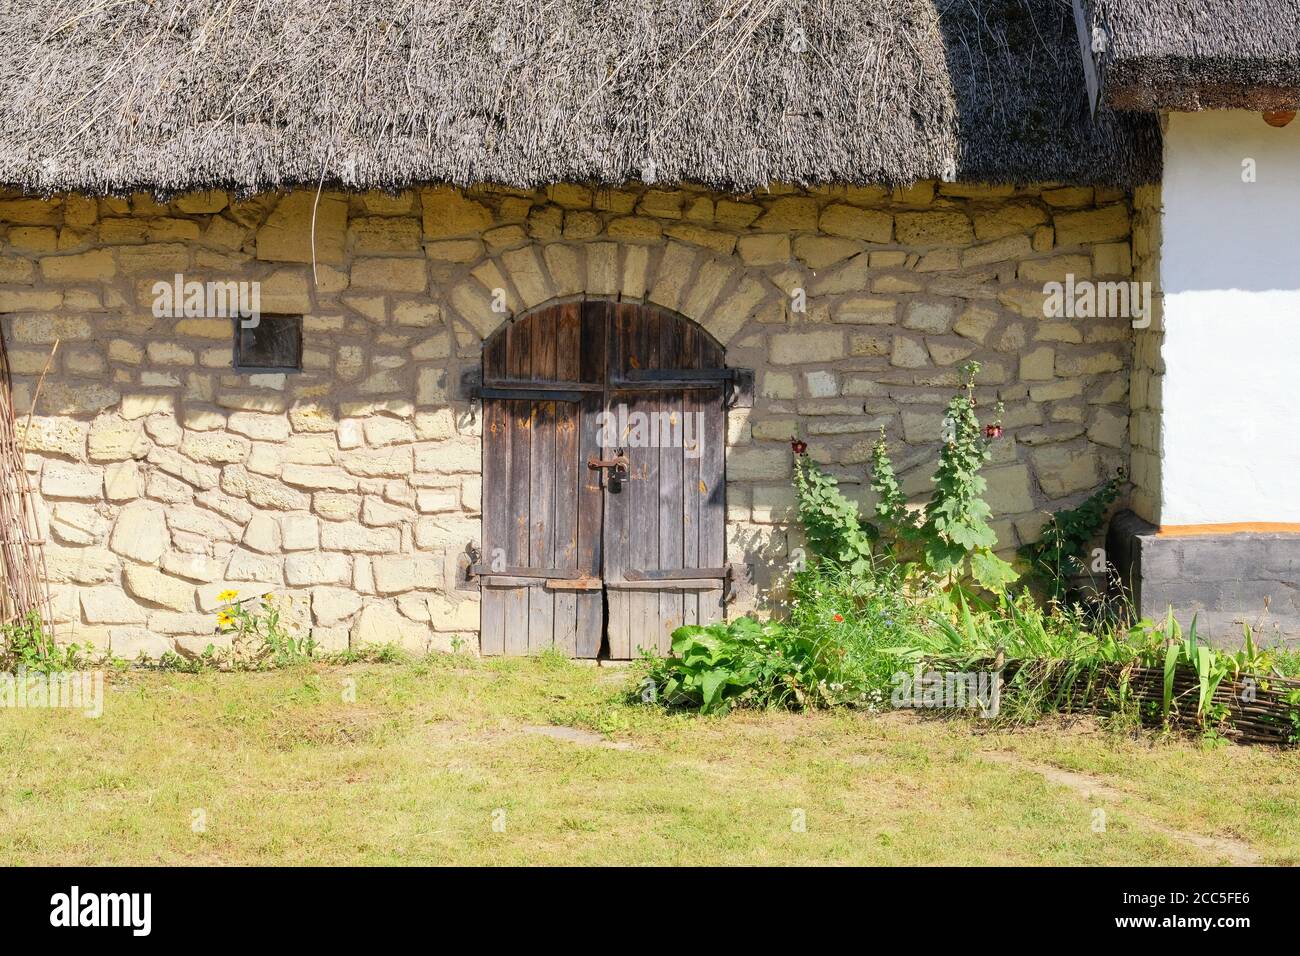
[2,654,1297,865]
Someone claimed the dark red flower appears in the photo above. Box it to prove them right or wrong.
[833,613,844,623]
[790,437,807,455]
[984,424,1004,440]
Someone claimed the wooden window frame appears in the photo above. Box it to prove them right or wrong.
[231,314,304,373]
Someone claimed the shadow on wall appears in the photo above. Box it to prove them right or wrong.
[931,0,1160,193]
[729,522,799,617]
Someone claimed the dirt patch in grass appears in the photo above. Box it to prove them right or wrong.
[979,751,1262,866]
[524,725,635,749]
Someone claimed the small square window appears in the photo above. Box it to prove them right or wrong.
[234,314,302,371]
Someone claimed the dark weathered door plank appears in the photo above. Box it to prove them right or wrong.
[630,305,663,655]
[479,392,509,655]
[551,304,582,655]
[603,302,633,659]
[656,314,688,651]
[527,309,558,652]
[574,391,605,658]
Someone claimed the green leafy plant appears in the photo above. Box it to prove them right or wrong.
[215,590,316,669]
[1273,646,1300,679]
[1223,623,1271,680]
[321,642,411,665]
[869,361,1016,592]
[783,560,918,703]
[150,646,219,673]
[1151,612,1229,732]
[0,610,87,673]
[1018,471,1125,601]
[1285,688,1300,744]
[640,618,777,714]
[868,427,914,536]
[638,611,865,715]
[792,449,876,574]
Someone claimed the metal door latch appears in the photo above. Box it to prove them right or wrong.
[587,449,630,484]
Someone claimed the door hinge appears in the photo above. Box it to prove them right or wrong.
[458,367,482,401]
[456,542,482,591]
[725,368,754,409]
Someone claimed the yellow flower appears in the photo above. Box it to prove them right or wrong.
[216,589,239,603]
[216,610,234,628]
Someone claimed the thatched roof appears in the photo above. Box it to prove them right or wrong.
[0,0,1160,195]
[1090,0,1300,110]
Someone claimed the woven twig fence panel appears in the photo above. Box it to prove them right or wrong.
[917,655,1300,746]
[0,326,50,631]
[1009,659,1300,746]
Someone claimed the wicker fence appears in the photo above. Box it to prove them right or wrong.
[1004,659,1300,746]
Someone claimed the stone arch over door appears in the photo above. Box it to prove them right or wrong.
[478,298,727,658]
[444,240,775,351]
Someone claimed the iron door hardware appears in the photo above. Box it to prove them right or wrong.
[587,448,630,486]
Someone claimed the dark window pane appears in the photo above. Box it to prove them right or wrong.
[235,314,302,370]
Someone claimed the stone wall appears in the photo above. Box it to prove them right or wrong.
[1128,182,1163,524]
[0,180,1135,657]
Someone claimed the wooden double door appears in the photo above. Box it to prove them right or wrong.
[479,300,727,658]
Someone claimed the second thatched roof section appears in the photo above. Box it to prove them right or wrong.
[1091,0,1300,110]
[0,0,1160,195]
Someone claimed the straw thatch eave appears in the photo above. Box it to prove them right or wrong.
[0,0,1160,196]
[1089,0,1300,111]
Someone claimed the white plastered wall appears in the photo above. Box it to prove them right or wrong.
[1160,110,1300,525]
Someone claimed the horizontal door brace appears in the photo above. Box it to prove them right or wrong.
[619,368,737,382]
[612,368,753,409]
[470,565,585,579]
[478,575,601,590]
[606,382,726,392]
[605,580,724,591]
[624,567,730,581]
[544,578,603,591]
[477,387,586,402]
[482,378,605,392]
